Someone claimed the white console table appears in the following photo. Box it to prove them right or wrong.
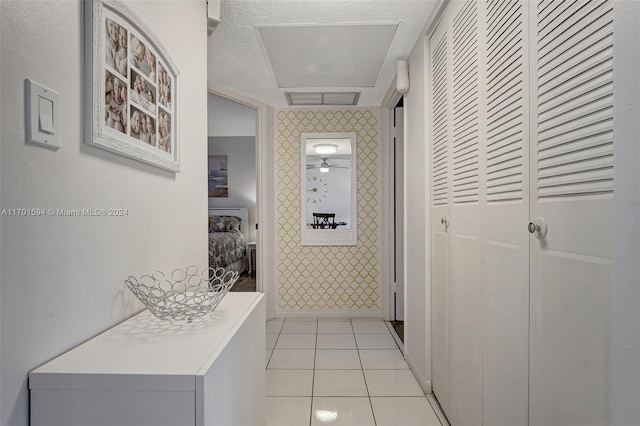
[30,293,265,426]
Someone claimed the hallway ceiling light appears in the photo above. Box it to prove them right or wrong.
[314,144,338,154]
[286,92,360,106]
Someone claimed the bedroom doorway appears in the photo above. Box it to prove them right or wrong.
[207,92,259,292]
[391,98,405,340]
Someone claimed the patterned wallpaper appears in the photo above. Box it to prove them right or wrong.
[275,108,382,313]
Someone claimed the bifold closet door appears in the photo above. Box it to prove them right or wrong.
[482,1,530,425]
[430,1,531,424]
[529,1,615,425]
[429,14,452,419]
[432,0,620,424]
[448,1,484,425]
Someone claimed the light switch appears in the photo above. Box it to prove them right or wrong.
[26,79,60,150]
[38,96,55,134]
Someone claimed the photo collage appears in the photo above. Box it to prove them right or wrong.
[104,16,173,154]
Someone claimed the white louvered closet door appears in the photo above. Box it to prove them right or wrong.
[529,1,615,425]
[482,1,530,425]
[449,1,484,425]
[430,1,530,423]
[430,0,622,424]
[429,12,452,420]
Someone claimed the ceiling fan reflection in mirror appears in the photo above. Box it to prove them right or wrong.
[306,158,350,173]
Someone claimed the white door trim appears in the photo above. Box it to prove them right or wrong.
[381,80,404,322]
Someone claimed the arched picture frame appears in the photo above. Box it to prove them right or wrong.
[84,0,180,172]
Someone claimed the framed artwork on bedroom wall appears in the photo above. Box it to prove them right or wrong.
[84,0,180,172]
[208,155,228,197]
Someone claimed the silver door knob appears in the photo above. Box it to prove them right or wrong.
[528,217,548,239]
[441,215,450,228]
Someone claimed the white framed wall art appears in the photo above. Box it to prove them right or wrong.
[85,0,180,172]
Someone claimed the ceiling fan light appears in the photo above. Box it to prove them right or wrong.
[319,161,330,173]
[314,144,338,154]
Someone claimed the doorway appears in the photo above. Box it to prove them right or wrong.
[391,97,405,341]
[207,92,258,292]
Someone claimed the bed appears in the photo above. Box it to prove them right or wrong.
[208,208,249,273]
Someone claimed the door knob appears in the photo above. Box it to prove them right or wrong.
[528,217,548,239]
[441,215,450,228]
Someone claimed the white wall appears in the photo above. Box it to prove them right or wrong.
[208,93,256,137]
[207,136,257,241]
[0,2,208,426]
[403,33,431,393]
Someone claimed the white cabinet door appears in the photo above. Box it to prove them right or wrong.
[529,1,615,425]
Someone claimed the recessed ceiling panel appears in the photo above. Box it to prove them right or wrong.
[286,92,360,106]
[288,93,323,105]
[322,93,359,105]
[259,24,398,88]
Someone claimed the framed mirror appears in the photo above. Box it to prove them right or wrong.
[301,132,357,246]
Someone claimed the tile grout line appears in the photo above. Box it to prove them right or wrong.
[352,319,378,426]
[265,320,284,368]
[309,319,318,426]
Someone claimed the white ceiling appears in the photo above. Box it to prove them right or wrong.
[207,0,439,107]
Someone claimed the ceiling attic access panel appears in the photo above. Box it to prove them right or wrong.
[258,24,398,88]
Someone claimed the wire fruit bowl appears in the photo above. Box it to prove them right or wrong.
[125,266,239,322]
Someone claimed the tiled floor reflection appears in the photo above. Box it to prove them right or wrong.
[265,318,445,426]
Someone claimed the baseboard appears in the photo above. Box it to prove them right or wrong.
[405,352,432,395]
[274,310,383,319]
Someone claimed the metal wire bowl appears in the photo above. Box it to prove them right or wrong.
[125,266,239,322]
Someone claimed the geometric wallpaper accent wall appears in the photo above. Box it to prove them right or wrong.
[275,108,382,313]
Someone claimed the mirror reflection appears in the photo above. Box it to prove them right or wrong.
[305,137,352,229]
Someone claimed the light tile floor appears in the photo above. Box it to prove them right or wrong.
[265,318,445,426]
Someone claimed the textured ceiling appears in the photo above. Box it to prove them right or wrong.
[207,0,439,107]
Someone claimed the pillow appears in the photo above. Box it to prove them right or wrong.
[225,217,241,232]
[208,215,241,233]
[209,219,226,233]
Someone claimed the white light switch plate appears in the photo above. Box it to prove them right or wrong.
[26,79,61,150]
